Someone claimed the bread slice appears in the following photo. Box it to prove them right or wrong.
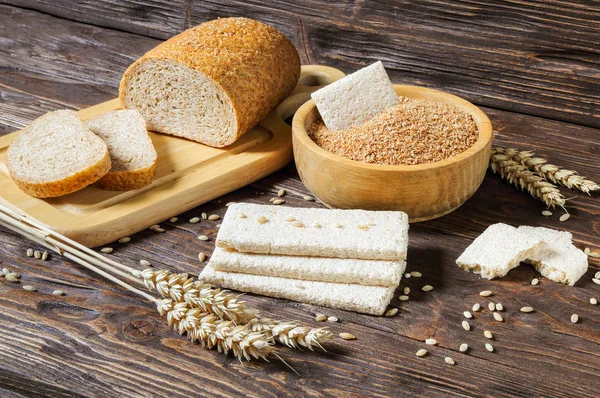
[518,226,588,286]
[311,61,399,131]
[456,223,546,279]
[119,18,300,147]
[216,203,409,260]
[210,247,405,287]
[86,110,157,190]
[7,110,110,198]
[199,263,398,315]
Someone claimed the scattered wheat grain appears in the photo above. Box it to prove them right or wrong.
[590,252,600,258]
[462,321,471,331]
[425,338,437,345]
[22,285,36,292]
[386,308,398,317]
[479,290,492,297]
[404,273,411,278]
[153,227,165,232]
[208,214,220,221]
[41,251,48,261]
[472,303,481,312]
[488,302,495,311]
[140,260,151,267]
[571,314,579,323]
[520,306,534,313]
[463,311,473,319]
[339,333,356,340]
[26,248,33,257]
[416,348,428,357]
[493,312,503,322]
[100,247,113,254]
[484,330,493,339]
[592,278,600,285]
[273,199,285,205]
[559,213,570,222]
[34,250,41,259]
[52,290,64,296]
[277,189,285,197]
[198,235,209,241]
[257,216,269,224]
[541,210,553,217]
[399,295,409,301]
[584,247,591,255]
[201,212,207,219]
[170,217,179,222]
[485,343,494,352]
[495,303,504,311]
[411,271,422,278]
[531,278,539,285]
[404,287,410,295]
[590,298,597,305]
[189,217,200,223]
[303,195,314,201]
[327,316,338,323]
[315,314,327,322]
[6,273,20,283]
[421,285,433,292]
[444,357,455,365]
[198,253,206,262]
[459,343,469,353]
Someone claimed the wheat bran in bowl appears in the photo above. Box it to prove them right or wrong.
[307,97,479,165]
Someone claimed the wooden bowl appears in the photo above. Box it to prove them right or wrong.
[292,85,493,222]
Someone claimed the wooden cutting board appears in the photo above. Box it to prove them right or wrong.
[0,65,345,247]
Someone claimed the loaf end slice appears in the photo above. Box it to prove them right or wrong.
[86,109,157,190]
[456,223,545,279]
[518,226,588,286]
[199,264,398,315]
[7,110,110,198]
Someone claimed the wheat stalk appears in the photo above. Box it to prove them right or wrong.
[495,147,600,194]
[489,148,566,209]
[139,269,258,324]
[156,298,273,361]
[247,318,332,351]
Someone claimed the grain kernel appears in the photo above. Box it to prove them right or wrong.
[327,316,338,323]
[479,290,492,297]
[22,285,36,292]
[277,189,285,197]
[425,338,437,345]
[399,295,409,301]
[484,330,493,339]
[410,271,422,278]
[463,311,473,319]
[403,287,410,295]
[493,312,503,322]
[118,237,131,243]
[459,343,468,353]
[26,248,33,257]
[444,357,455,365]
[416,348,428,357]
[339,333,356,340]
[462,321,471,331]
[485,343,494,352]
[571,314,579,323]
[385,308,398,317]
[541,210,553,217]
[208,214,220,221]
[169,217,179,222]
[197,235,209,241]
[520,306,534,313]
[52,290,64,296]
[198,253,206,262]
[472,303,481,312]
[140,260,151,267]
[421,285,433,292]
[315,314,327,322]
[189,217,200,223]
[100,247,113,254]
[590,298,598,305]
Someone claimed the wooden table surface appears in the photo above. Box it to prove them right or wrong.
[1,2,599,397]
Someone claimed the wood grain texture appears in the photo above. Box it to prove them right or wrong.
[3,1,600,128]
[0,4,599,398]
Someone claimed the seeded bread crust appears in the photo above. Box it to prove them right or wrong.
[9,151,111,198]
[119,17,301,147]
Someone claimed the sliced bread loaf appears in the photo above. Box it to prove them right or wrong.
[456,223,546,279]
[7,110,110,198]
[209,247,405,287]
[216,203,409,260]
[86,110,157,190]
[199,263,398,315]
[518,226,588,286]
[119,18,300,147]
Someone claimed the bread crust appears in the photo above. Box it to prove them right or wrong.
[93,161,156,191]
[119,17,301,147]
[9,150,111,198]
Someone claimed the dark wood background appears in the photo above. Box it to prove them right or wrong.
[0,1,599,397]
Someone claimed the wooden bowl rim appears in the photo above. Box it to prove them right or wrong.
[292,84,493,172]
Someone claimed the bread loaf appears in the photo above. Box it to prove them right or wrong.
[7,110,111,198]
[86,110,157,190]
[119,18,301,147]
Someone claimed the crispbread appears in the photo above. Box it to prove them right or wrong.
[518,226,588,286]
[216,203,409,260]
[310,61,399,131]
[199,263,398,315]
[86,109,157,190]
[456,223,546,279]
[209,247,405,287]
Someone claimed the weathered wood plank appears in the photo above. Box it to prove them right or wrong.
[0,4,599,397]
[3,1,600,128]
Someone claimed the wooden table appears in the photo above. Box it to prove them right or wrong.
[1,2,599,397]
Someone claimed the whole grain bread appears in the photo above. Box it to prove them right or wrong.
[86,110,157,190]
[518,226,588,286]
[199,263,398,315]
[456,223,546,279]
[119,17,301,147]
[209,247,405,287]
[216,203,409,260]
[7,110,110,198]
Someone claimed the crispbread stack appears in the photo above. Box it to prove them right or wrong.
[200,203,409,315]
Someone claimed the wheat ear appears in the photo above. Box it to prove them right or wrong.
[139,269,258,324]
[496,147,600,195]
[489,148,566,209]
[156,298,273,362]
[247,318,332,351]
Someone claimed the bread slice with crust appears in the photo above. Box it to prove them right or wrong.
[7,110,110,198]
[86,110,157,190]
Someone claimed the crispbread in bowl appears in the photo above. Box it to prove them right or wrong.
[292,85,493,222]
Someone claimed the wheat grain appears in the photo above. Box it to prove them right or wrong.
[303,196,314,201]
[493,312,503,322]
[198,235,209,241]
[327,316,338,323]
[53,290,64,296]
[201,212,207,220]
[472,303,481,312]
[140,260,151,267]
[404,273,411,278]
[189,217,200,223]
[170,217,179,222]
[26,248,33,257]
[479,290,492,297]
[421,285,433,292]
[416,348,428,357]
[498,146,600,194]
[277,189,285,197]
[520,306,534,313]
[149,224,160,229]
[156,299,273,361]
[410,271,422,277]
[541,210,553,217]
[571,314,579,323]
[41,251,49,261]
[6,273,20,283]
[385,308,398,317]
[208,214,220,221]
[403,287,410,295]
[463,311,473,319]
[118,237,131,243]
[495,303,504,311]
[315,314,327,322]
[589,252,600,258]
[489,149,566,208]
[462,321,471,331]
[198,252,206,262]
[248,318,332,350]
[488,302,495,311]
[559,213,570,222]
[459,343,469,353]
[273,199,285,205]
[22,285,36,292]
[590,298,597,305]
[141,269,258,323]
[399,295,409,301]
[485,343,494,352]
[484,330,493,339]
[593,278,600,285]
[595,271,600,279]
[531,278,539,285]
[339,333,356,340]
[425,338,437,345]
[100,247,113,254]
[444,357,455,365]
[34,250,41,259]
